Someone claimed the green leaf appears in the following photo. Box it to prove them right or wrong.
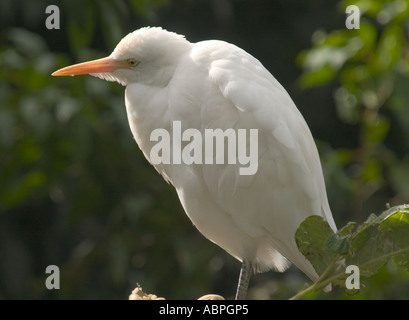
[326,221,356,255]
[294,205,409,298]
[347,213,387,276]
[364,115,390,143]
[379,206,409,271]
[327,233,349,255]
[372,25,403,73]
[295,215,336,276]
[298,64,336,88]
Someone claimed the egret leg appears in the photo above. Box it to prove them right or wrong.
[235,260,252,300]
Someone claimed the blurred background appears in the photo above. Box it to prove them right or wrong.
[1,0,409,299]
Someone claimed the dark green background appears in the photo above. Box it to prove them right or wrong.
[1,0,408,299]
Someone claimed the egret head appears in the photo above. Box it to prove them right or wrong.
[52,27,191,86]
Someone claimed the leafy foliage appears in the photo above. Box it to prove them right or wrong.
[298,0,409,223]
[293,205,409,299]
[293,0,409,299]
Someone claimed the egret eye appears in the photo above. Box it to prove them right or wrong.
[127,58,139,67]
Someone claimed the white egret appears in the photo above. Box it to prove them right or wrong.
[53,27,337,299]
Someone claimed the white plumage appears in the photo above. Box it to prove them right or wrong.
[53,27,337,299]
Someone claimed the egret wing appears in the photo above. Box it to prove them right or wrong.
[192,40,336,277]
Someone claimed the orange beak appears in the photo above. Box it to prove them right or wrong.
[52,57,129,76]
